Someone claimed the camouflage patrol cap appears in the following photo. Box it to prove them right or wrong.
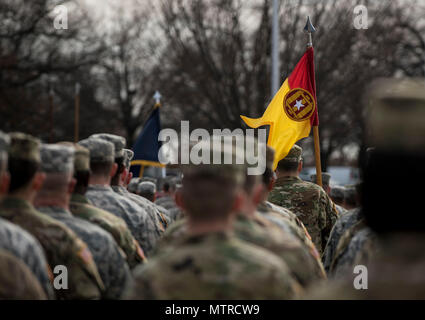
[282,145,302,162]
[137,181,156,194]
[123,149,134,169]
[128,177,141,193]
[367,78,425,153]
[330,186,346,201]
[8,132,40,163]
[78,138,115,163]
[40,144,74,173]
[58,142,90,172]
[0,131,10,155]
[311,172,331,186]
[89,134,126,158]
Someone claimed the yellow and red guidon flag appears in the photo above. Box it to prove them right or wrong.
[241,47,319,170]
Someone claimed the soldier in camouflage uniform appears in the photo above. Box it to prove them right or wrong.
[154,179,183,222]
[61,142,146,269]
[91,134,167,233]
[0,217,53,299]
[79,138,158,256]
[125,139,301,299]
[0,249,47,300]
[156,138,325,289]
[34,144,131,299]
[308,78,425,299]
[0,132,104,299]
[0,131,52,298]
[268,145,339,255]
[115,148,170,229]
[311,173,347,216]
[257,146,324,277]
[329,220,377,278]
[322,207,363,273]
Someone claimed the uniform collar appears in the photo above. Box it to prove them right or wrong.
[87,185,114,192]
[70,193,91,205]
[37,206,73,217]
[0,196,34,210]
[275,175,302,185]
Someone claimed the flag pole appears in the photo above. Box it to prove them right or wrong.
[271,0,280,96]
[304,16,323,187]
[74,83,81,143]
[48,85,54,143]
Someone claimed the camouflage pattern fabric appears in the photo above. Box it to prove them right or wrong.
[234,214,326,287]
[37,206,131,299]
[0,216,53,299]
[335,204,347,216]
[155,195,184,222]
[0,249,47,300]
[322,208,363,273]
[156,215,325,288]
[70,193,147,268]
[307,234,425,299]
[268,176,339,255]
[70,194,146,266]
[112,185,168,232]
[257,201,324,277]
[125,231,302,300]
[330,220,377,278]
[86,185,158,256]
[0,197,104,299]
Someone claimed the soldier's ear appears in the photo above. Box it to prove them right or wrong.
[252,184,265,206]
[231,190,244,212]
[110,163,118,178]
[0,171,10,195]
[297,160,303,173]
[32,172,45,192]
[174,189,185,210]
[68,178,76,194]
[126,172,133,185]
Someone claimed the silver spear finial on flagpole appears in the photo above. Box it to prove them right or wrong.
[304,16,316,48]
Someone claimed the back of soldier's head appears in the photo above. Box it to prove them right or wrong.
[363,78,425,233]
[38,144,75,195]
[180,138,245,222]
[89,134,126,185]
[59,142,90,194]
[7,132,41,193]
[276,145,302,173]
[79,138,115,178]
[137,181,156,202]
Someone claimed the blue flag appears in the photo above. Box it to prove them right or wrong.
[130,107,164,177]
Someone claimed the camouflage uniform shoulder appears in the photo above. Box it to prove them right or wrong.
[322,208,363,272]
[70,197,147,268]
[330,221,377,278]
[0,216,53,299]
[0,197,106,298]
[126,232,302,300]
[86,185,159,256]
[0,249,47,300]
[234,215,326,288]
[38,206,131,299]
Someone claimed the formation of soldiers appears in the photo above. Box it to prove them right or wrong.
[1,77,425,299]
